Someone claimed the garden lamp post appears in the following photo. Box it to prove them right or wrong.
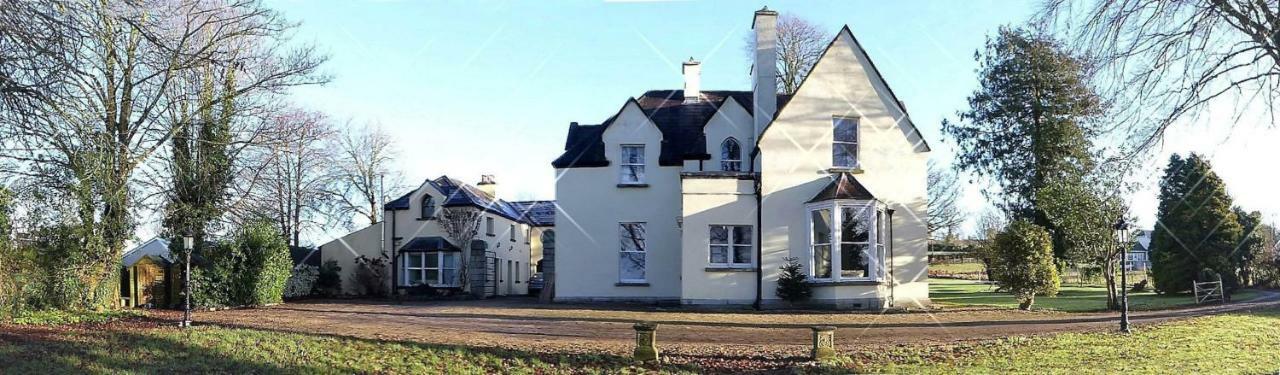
[1114,218,1131,334]
[181,235,193,328]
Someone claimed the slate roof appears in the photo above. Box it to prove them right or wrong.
[807,173,876,202]
[552,90,792,169]
[383,175,537,224]
[122,238,172,268]
[400,236,461,252]
[510,200,556,227]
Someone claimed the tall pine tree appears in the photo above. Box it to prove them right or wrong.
[1150,153,1243,293]
[943,27,1103,258]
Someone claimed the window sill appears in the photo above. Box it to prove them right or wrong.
[615,282,650,287]
[827,167,864,174]
[617,183,649,188]
[415,217,435,221]
[807,279,883,287]
[705,266,755,272]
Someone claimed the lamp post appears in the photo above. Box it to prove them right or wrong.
[1113,218,1131,334]
[181,235,194,328]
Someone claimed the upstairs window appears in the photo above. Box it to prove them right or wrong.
[620,145,645,184]
[485,217,495,236]
[420,196,436,219]
[833,117,859,169]
[721,138,742,171]
[509,224,516,241]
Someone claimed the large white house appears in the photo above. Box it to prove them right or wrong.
[551,8,930,309]
[319,175,552,297]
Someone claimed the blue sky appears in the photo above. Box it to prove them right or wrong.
[262,0,1278,244]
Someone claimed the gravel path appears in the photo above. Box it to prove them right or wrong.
[163,291,1280,347]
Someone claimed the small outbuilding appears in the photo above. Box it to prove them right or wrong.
[119,238,178,308]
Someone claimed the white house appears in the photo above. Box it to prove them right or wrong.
[319,175,548,297]
[1127,229,1153,271]
[550,8,931,309]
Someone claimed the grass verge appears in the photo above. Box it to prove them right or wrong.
[822,307,1280,374]
[5,309,143,325]
[930,278,1260,312]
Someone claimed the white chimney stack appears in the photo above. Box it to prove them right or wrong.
[752,7,778,138]
[682,57,701,103]
[476,175,497,197]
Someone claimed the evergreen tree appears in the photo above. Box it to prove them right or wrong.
[990,220,1060,310]
[1234,208,1266,287]
[943,27,1103,259]
[775,257,812,304]
[1150,154,1244,293]
[164,64,237,250]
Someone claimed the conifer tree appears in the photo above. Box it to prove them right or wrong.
[1150,154,1243,293]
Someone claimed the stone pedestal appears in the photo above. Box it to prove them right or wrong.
[811,326,836,361]
[633,322,659,362]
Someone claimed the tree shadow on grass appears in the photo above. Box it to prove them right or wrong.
[0,327,321,373]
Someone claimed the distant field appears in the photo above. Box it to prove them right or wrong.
[929,278,1259,312]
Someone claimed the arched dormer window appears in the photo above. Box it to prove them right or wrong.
[421,195,436,219]
[721,138,742,171]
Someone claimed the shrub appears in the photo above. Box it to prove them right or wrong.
[990,220,1060,310]
[315,260,342,296]
[190,220,292,308]
[776,257,812,304]
[1131,279,1149,293]
[354,254,388,297]
[283,265,319,300]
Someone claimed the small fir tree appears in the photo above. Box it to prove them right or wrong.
[776,257,812,304]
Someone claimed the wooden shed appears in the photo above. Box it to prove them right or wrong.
[120,238,178,308]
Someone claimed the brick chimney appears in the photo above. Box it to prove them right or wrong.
[752,7,778,138]
[476,175,497,197]
[683,57,701,103]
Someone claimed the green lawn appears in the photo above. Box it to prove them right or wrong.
[832,308,1280,374]
[929,278,1259,312]
[0,323,695,374]
[929,262,986,274]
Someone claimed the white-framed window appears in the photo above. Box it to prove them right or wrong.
[485,217,495,236]
[420,196,436,219]
[509,224,516,241]
[807,201,886,281]
[524,226,531,244]
[833,116,859,168]
[620,145,645,184]
[709,225,753,267]
[720,138,742,172]
[619,222,646,282]
[402,251,460,287]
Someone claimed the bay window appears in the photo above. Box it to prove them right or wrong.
[402,251,460,287]
[807,201,887,282]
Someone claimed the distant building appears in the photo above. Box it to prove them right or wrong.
[1127,229,1153,271]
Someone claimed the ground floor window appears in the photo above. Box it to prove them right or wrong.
[402,251,460,287]
[808,201,886,281]
[709,225,752,267]
[619,222,646,282]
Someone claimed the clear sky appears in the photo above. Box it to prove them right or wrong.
[261,0,1278,245]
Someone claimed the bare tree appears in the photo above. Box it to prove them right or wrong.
[745,13,831,95]
[1040,0,1280,154]
[328,121,407,227]
[0,1,327,307]
[241,108,339,247]
[439,207,482,292]
[927,160,964,240]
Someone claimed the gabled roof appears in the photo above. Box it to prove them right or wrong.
[759,25,931,153]
[510,200,556,227]
[552,91,792,169]
[383,175,536,224]
[122,237,172,267]
[808,173,876,203]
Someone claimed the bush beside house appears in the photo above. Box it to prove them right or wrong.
[190,220,293,308]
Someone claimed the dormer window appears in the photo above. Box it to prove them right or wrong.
[833,116,859,169]
[721,138,742,172]
[619,145,645,184]
[420,196,436,219]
